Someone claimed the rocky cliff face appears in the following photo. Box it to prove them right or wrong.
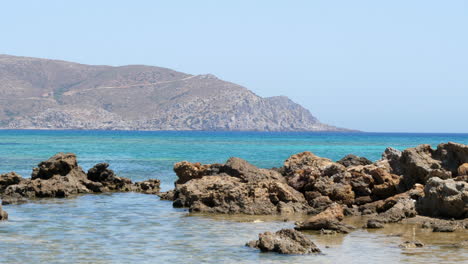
[0,54,346,131]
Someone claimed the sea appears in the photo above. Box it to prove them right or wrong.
[0,130,467,263]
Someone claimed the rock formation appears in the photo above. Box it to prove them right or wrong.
[168,158,310,214]
[162,141,468,233]
[246,229,321,254]
[0,153,160,205]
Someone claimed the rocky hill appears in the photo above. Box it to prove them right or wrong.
[0,54,347,131]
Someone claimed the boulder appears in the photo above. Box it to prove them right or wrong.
[173,161,220,185]
[366,198,417,225]
[170,158,310,214]
[382,147,403,175]
[416,177,467,219]
[0,172,23,192]
[1,153,160,204]
[337,154,372,167]
[31,153,82,180]
[246,229,321,254]
[399,145,447,187]
[295,204,354,233]
[369,168,401,199]
[282,151,345,192]
[435,142,468,174]
[458,163,468,176]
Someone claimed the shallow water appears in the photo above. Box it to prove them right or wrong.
[0,130,467,263]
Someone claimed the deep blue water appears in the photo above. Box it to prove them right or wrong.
[0,130,467,263]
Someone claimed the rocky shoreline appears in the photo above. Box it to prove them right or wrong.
[160,142,467,254]
[0,153,160,205]
[1,142,467,255]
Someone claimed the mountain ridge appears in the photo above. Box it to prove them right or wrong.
[0,54,351,131]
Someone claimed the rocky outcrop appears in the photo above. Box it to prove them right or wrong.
[164,142,467,228]
[0,153,160,204]
[416,177,467,219]
[172,158,309,215]
[246,229,321,254]
[166,158,310,215]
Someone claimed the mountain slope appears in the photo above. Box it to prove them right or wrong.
[0,54,348,131]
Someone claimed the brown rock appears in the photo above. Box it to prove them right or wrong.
[295,204,354,233]
[0,172,23,193]
[170,158,310,214]
[416,177,467,219]
[246,229,321,254]
[458,163,468,176]
[1,153,160,204]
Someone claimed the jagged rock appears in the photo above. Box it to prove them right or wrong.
[246,229,321,254]
[1,153,160,204]
[435,142,468,174]
[337,154,372,167]
[295,204,354,233]
[134,179,161,194]
[282,152,345,192]
[0,204,7,220]
[400,145,448,187]
[170,158,310,214]
[399,241,424,248]
[0,172,23,192]
[349,171,374,197]
[458,163,468,176]
[416,177,467,219]
[382,147,403,175]
[367,198,417,224]
[173,161,220,185]
[369,168,401,199]
[31,153,81,180]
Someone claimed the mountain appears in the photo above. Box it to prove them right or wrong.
[0,54,348,131]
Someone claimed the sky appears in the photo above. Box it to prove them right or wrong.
[1,0,467,132]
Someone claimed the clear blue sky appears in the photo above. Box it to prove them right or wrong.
[1,0,467,132]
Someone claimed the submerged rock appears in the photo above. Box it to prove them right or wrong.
[0,204,7,220]
[0,153,160,204]
[246,229,321,254]
[399,241,424,249]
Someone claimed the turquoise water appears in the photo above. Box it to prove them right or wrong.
[0,130,467,263]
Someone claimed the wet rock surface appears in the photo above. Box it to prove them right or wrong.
[0,153,160,205]
[246,229,321,254]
